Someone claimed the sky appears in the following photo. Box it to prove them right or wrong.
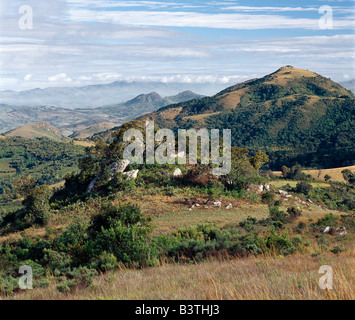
[0,0,354,91]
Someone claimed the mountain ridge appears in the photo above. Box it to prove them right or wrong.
[0,80,223,109]
[138,66,355,169]
[0,90,203,136]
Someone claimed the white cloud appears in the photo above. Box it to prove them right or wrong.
[48,73,72,82]
[24,74,32,81]
[77,75,92,81]
[67,9,355,30]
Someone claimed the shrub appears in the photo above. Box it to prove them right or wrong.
[0,272,18,296]
[330,246,344,255]
[54,222,90,265]
[286,206,302,223]
[295,182,313,195]
[257,229,296,255]
[88,203,153,266]
[239,216,258,232]
[261,191,276,207]
[97,251,118,271]
[315,213,338,228]
[269,206,287,224]
[56,279,77,293]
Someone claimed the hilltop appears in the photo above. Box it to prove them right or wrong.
[140,66,355,169]
[5,122,67,141]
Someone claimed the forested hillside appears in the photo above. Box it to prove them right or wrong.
[0,136,85,211]
[140,66,355,169]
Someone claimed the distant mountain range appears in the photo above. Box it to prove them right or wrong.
[340,79,355,93]
[2,67,354,169]
[0,80,224,109]
[0,90,203,137]
[140,66,355,169]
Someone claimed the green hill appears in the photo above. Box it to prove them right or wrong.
[140,66,355,169]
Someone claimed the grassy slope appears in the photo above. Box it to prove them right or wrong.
[5,122,66,141]
[0,188,353,300]
[6,252,353,300]
[273,165,355,183]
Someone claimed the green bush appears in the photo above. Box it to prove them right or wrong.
[295,182,313,195]
[269,206,287,224]
[286,206,302,223]
[88,203,153,266]
[261,191,276,207]
[97,251,118,271]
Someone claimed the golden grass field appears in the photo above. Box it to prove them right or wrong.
[72,140,95,147]
[4,250,354,300]
[273,165,355,183]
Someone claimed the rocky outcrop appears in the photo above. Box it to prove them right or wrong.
[87,159,132,192]
[173,168,182,177]
[123,169,139,181]
[109,159,130,176]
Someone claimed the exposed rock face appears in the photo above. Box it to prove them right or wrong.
[226,203,233,210]
[213,201,222,208]
[173,168,182,177]
[278,190,288,196]
[249,184,271,194]
[123,169,139,180]
[87,176,99,192]
[109,160,130,176]
[322,226,331,234]
[335,226,347,236]
[87,159,131,192]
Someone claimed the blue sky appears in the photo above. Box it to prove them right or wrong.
[0,0,354,91]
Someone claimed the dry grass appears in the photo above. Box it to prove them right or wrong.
[272,165,355,183]
[1,186,352,300]
[151,203,269,235]
[269,180,330,189]
[71,140,95,147]
[305,166,355,183]
[183,112,222,122]
[0,190,343,244]
[5,250,354,300]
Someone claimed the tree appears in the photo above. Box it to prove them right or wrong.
[249,150,269,171]
[341,169,355,186]
[324,174,331,182]
[23,185,52,225]
[281,165,289,178]
[13,175,35,199]
[221,147,258,191]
